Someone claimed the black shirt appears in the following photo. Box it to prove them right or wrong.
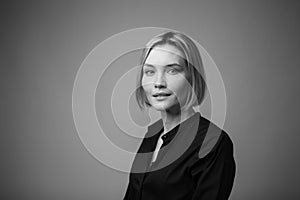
[124,112,236,200]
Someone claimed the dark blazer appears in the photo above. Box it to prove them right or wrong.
[124,112,236,200]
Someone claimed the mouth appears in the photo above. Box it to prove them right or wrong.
[152,93,172,97]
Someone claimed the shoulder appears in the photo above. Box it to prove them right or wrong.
[196,116,234,159]
[145,118,163,138]
[189,117,235,176]
[136,119,163,153]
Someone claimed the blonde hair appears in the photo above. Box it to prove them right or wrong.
[135,31,206,111]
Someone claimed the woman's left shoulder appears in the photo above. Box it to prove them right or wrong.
[196,116,234,159]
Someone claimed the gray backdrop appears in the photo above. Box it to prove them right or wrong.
[2,0,300,199]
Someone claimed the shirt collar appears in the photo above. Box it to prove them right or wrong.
[147,112,201,144]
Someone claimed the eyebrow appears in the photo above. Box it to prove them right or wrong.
[144,63,183,68]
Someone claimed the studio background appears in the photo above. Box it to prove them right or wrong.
[2,0,300,199]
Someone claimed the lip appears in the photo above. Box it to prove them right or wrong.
[152,92,172,101]
[153,95,170,101]
[152,92,172,97]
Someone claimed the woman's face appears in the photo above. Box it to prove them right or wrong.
[142,44,190,112]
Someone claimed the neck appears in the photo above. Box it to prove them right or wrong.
[160,106,196,134]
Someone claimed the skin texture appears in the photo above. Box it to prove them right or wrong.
[142,44,195,133]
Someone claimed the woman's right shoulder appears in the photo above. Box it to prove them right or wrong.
[144,118,163,138]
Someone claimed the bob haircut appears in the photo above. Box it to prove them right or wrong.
[135,31,207,111]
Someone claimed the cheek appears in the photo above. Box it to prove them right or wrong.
[171,78,190,99]
[141,77,152,94]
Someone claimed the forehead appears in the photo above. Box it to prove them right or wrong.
[145,44,185,66]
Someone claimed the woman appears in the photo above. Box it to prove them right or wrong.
[124,31,235,200]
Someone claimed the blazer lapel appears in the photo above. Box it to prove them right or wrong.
[131,119,163,184]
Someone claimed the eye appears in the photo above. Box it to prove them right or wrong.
[167,68,179,75]
[144,70,155,76]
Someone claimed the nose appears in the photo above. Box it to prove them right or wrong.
[154,73,166,89]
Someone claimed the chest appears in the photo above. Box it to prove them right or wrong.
[129,151,198,199]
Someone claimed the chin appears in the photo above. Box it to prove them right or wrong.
[152,105,168,111]
[150,102,172,111]
[151,101,180,112]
